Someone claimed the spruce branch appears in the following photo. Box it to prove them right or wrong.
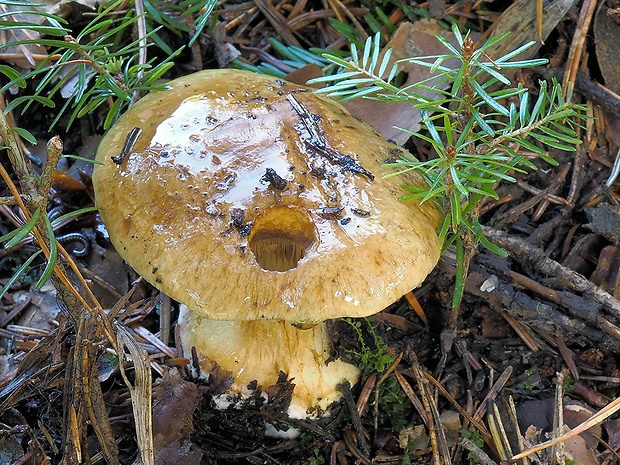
[313,24,586,325]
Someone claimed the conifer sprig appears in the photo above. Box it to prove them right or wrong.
[310,25,586,319]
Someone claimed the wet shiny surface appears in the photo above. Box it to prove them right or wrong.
[93,69,442,322]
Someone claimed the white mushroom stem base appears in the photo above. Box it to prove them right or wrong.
[178,305,360,419]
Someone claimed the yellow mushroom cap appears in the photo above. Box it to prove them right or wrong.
[93,69,442,324]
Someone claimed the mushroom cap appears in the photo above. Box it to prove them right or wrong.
[93,69,442,323]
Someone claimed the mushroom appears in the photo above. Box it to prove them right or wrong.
[92,69,442,418]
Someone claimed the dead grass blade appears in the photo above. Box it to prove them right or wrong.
[506,396,532,465]
[395,370,428,428]
[562,0,597,100]
[473,366,513,423]
[63,314,119,464]
[253,0,299,46]
[0,330,64,408]
[421,371,492,444]
[85,346,120,464]
[117,325,154,465]
[551,371,566,463]
[500,311,539,352]
[355,373,375,418]
[487,402,512,460]
[411,358,451,465]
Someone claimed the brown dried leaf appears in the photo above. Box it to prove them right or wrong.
[563,403,601,450]
[285,63,324,87]
[84,244,130,309]
[17,283,62,332]
[152,371,201,452]
[604,418,620,450]
[516,399,603,464]
[595,2,620,95]
[562,435,598,465]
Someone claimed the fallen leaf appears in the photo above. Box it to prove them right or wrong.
[51,170,86,192]
[439,410,462,435]
[398,424,429,451]
[285,63,324,87]
[594,1,620,95]
[562,434,598,465]
[563,402,601,450]
[517,399,602,463]
[18,283,62,332]
[604,418,620,450]
[83,241,130,309]
[0,434,24,464]
[152,371,201,452]
[428,0,446,18]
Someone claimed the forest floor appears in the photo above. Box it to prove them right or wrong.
[1,0,620,464]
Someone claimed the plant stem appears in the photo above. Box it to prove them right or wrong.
[65,35,128,92]
[38,137,64,198]
[447,38,477,326]
[0,101,39,202]
[449,219,476,328]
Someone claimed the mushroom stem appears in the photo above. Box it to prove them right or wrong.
[178,305,360,418]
